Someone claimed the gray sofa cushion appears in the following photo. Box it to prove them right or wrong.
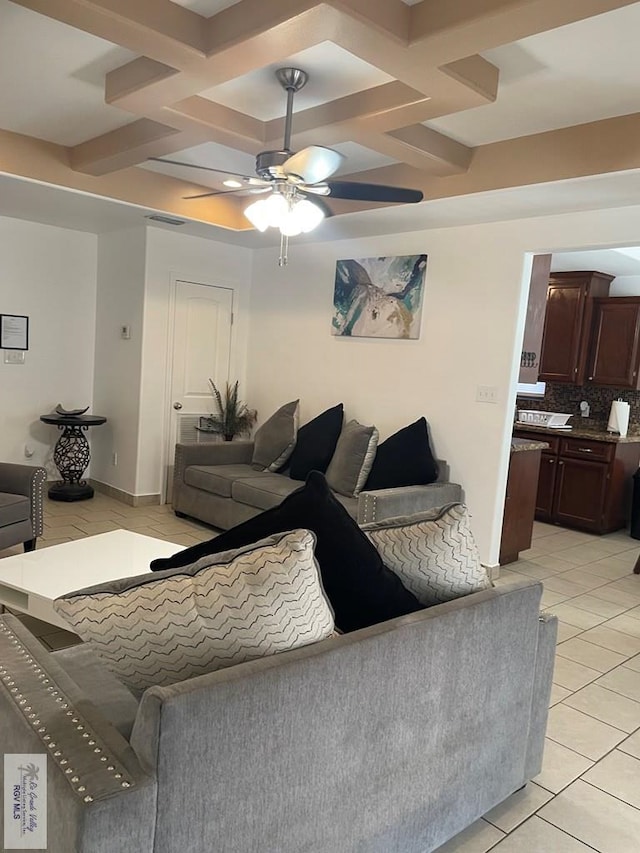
[54,644,140,739]
[334,493,358,517]
[0,492,31,525]
[251,400,299,472]
[232,474,301,511]
[326,419,379,497]
[184,464,266,498]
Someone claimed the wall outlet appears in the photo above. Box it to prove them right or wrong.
[3,350,25,364]
[476,385,498,404]
[111,452,118,466]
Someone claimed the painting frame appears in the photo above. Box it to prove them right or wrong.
[331,254,427,340]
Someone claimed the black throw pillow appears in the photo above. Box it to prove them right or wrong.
[288,403,344,481]
[365,417,439,491]
[150,471,421,632]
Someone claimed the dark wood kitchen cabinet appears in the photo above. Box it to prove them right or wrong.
[519,254,552,384]
[500,443,544,565]
[554,456,609,530]
[586,297,640,388]
[535,452,558,522]
[513,429,640,533]
[538,271,613,384]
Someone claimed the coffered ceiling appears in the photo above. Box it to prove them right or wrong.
[2,0,640,236]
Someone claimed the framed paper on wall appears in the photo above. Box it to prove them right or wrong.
[0,314,29,350]
[331,254,427,339]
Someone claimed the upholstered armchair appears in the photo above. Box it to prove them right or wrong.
[0,463,47,552]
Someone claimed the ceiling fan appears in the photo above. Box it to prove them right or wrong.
[149,67,424,265]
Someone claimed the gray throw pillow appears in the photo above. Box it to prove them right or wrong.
[325,419,379,497]
[53,529,334,692]
[362,503,491,606]
[251,399,299,471]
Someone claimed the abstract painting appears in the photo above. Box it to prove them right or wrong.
[331,254,427,339]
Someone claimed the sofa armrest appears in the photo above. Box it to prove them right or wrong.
[0,615,155,853]
[356,481,463,524]
[0,463,46,537]
[525,612,558,779]
[173,440,254,488]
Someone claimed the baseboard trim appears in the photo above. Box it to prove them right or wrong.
[90,480,161,507]
[482,563,500,581]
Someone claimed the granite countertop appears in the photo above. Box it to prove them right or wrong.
[513,422,640,444]
[511,437,549,453]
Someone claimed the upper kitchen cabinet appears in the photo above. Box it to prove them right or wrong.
[519,254,552,384]
[538,271,613,384]
[587,297,640,388]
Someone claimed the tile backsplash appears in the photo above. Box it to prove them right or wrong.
[518,382,640,434]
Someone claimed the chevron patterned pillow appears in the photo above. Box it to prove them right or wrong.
[54,529,334,691]
[362,504,491,606]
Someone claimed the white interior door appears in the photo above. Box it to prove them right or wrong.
[165,281,233,500]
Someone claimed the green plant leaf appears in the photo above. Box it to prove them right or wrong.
[207,379,256,438]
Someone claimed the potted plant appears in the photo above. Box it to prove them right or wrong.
[202,380,256,441]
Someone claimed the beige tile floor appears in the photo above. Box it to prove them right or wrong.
[3,497,640,851]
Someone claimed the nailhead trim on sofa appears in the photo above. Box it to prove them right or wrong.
[0,619,134,803]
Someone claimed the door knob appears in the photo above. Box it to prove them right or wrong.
[173,402,183,410]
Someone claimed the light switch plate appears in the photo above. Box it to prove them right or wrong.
[476,385,498,403]
[3,349,25,364]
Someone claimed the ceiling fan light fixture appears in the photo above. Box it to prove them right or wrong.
[279,208,304,237]
[264,192,289,227]
[244,199,271,232]
[294,198,325,233]
[223,179,243,188]
[244,192,324,237]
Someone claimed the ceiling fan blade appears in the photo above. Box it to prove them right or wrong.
[149,157,270,186]
[183,187,271,200]
[326,181,423,204]
[283,146,345,184]
[300,182,330,196]
[183,191,221,199]
[298,192,334,218]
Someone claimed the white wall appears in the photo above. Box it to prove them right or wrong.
[139,227,253,497]
[610,276,640,296]
[0,217,97,473]
[91,228,147,494]
[249,205,640,566]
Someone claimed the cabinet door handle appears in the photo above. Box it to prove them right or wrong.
[588,376,594,380]
[559,461,564,466]
[577,448,593,453]
[549,458,555,464]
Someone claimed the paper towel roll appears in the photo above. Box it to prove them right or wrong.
[607,400,630,437]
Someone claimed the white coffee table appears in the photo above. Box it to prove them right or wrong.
[0,530,185,631]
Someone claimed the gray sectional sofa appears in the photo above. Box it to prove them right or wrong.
[172,439,463,529]
[0,577,556,852]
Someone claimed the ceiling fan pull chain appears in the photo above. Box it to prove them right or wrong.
[279,232,289,267]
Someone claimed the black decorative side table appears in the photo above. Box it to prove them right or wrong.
[40,413,107,501]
